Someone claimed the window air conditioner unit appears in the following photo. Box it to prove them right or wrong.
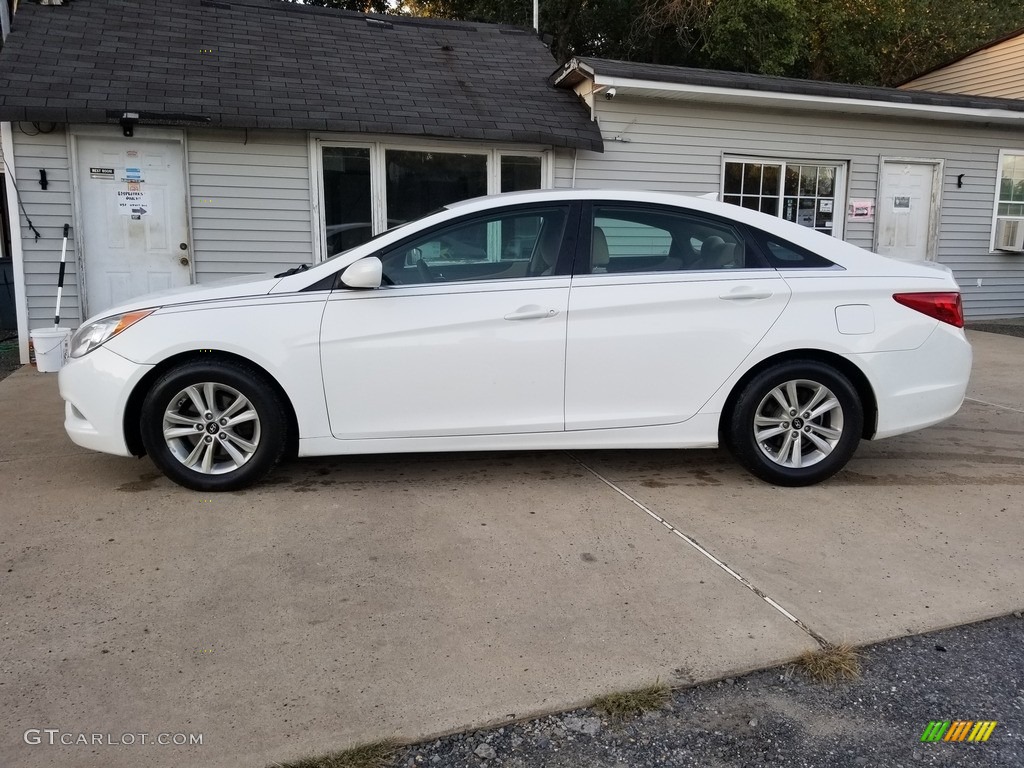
[995,218,1024,253]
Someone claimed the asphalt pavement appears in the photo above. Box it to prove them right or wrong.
[390,614,1023,768]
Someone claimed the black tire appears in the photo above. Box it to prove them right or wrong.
[726,360,863,487]
[139,359,288,492]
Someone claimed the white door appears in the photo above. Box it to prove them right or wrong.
[76,136,191,317]
[876,161,939,261]
[320,205,573,439]
[565,205,791,430]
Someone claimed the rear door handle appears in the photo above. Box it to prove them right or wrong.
[505,306,558,321]
[720,287,773,301]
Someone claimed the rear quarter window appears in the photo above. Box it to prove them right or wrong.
[758,234,837,269]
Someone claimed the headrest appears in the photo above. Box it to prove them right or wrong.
[592,227,610,267]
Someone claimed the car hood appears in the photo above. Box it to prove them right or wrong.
[82,273,283,325]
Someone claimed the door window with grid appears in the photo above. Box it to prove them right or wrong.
[723,159,845,237]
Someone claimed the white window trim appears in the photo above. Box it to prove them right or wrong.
[719,155,848,239]
[991,148,1024,252]
[309,134,551,263]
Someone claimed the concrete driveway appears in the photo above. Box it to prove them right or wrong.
[1,331,1022,767]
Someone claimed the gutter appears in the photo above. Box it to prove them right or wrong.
[589,75,1024,125]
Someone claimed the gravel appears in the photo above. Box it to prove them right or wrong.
[393,614,1022,767]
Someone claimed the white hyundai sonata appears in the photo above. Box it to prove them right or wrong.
[59,189,971,491]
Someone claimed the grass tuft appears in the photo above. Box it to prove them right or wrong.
[268,740,397,768]
[592,682,670,718]
[795,643,861,683]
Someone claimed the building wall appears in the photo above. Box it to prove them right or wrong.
[901,33,1024,99]
[553,97,1024,319]
[187,128,313,283]
[10,125,79,329]
[9,126,315,329]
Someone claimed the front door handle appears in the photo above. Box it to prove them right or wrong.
[505,305,558,321]
[720,287,773,301]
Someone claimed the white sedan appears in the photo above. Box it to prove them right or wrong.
[59,190,971,491]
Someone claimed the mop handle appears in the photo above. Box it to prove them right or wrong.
[54,223,69,329]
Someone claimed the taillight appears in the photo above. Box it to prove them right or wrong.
[893,292,964,328]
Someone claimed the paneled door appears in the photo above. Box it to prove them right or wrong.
[76,136,191,317]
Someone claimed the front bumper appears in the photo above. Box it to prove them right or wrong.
[58,346,153,456]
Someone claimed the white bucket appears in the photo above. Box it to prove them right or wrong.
[30,327,72,373]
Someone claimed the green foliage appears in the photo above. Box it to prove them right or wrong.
[283,0,1024,86]
[705,0,803,75]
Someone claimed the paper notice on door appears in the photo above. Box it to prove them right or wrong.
[116,189,151,216]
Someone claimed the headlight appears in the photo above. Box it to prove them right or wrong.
[70,310,155,358]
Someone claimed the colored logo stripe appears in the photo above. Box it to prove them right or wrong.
[944,721,973,741]
[968,721,998,742]
[921,721,949,742]
[920,720,997,742]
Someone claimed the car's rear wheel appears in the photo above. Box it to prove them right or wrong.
[727,361,862,486]
[140,360,288,492]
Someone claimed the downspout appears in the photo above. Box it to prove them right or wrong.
[1,122,29,363]
[0,0,10,39]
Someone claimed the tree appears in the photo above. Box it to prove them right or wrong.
[705,0,803,75]
[282,0,1024,85]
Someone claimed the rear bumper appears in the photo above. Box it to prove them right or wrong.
[58,346,153,456]
[852,323,972,440]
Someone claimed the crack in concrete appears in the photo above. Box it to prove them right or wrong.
[567,452,830,649]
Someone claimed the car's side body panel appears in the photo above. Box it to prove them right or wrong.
[320,278,571,439]
[565,270,791,429]
[103,295,332,440]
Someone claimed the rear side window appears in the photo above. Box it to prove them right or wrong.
[586,205,761,274]
[758,235,837,269]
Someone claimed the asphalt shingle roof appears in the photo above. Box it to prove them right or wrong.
[559,57,1024,114]
[0,0,602,151]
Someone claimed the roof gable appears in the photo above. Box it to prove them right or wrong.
[899,29,1024,99]
[0,0,602,151]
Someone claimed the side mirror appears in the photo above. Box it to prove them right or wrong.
[340,256,383,289]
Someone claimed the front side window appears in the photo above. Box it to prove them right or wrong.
[380,207,569,286]
[587,206,754,274]
[723,159,844,237]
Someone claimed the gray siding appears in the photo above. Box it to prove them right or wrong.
[902,34,1024,99]
[554,97,1024,319]
[12,126,80,329]
[186,129,313,282]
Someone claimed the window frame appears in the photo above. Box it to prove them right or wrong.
[719,155,848,239]
[574,201,772,277]
[311,136,551,263]
[991,148,1024,252]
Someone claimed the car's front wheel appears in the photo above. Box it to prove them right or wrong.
[139,359,288,491]
[726,361,863,486]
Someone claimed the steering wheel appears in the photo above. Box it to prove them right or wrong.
[415,257,434,284]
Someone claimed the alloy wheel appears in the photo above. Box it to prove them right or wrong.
[162,382,262,475]
[752,379,845,469]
